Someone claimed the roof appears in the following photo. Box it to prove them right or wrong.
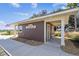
[11,7,79,25]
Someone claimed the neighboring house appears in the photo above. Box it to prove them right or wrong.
[11,8,79,46]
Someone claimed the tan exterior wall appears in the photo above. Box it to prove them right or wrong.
[45,11,78,25]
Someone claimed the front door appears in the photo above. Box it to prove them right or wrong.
[47,24,51,41]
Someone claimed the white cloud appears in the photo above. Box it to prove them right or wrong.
[52,3,67,9]
[31,3,37,8]
[16,12,29,16]
[0,21,5,25]
[10,3,20,8]
[52,3,58,7]
[61,6,66,9]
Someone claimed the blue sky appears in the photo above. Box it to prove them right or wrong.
[0,3,67,25]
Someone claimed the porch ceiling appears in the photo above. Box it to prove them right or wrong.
[45,10,78,25]
[51,21,61,26]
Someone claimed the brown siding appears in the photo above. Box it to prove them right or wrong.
[18,21,44,42]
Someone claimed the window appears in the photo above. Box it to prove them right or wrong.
[19,26,22,30]
[26,24,36,29]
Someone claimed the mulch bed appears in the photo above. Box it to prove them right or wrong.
[12,37,43,46]
[62,39,79,56]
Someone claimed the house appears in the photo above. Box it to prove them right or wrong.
[11,8,79,46]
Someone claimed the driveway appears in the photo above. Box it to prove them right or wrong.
[0,36,73,56]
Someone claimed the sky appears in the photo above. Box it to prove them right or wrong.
[0,3,67,30]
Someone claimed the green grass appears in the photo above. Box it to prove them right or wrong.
[0,30,14,35]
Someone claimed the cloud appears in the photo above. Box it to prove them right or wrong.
[61,6,66,9]
[15,12,29,16]
[0,21,5,25]
[31,3,38,8]
[52,3,59,7]
[0,21,5,24]
[52,3,67,10]
[10,3,20,8]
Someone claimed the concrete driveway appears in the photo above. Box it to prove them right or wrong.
[0,36,73,56]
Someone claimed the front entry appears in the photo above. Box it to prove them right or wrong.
[45,20,65,46]
[46,23,54,41]
[47,24,51,41]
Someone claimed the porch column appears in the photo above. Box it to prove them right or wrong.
[61,20,65,46]
[14,25,17,37]
[14,25,18,37]
[44,20,47,44]
[17,25,19,35]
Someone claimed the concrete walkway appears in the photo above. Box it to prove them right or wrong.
[0,36,73,56]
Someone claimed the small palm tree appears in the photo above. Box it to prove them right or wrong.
[67,3,78,9]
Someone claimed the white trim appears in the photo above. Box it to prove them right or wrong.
[61,19,65,46]
[44,20,47,44]
[14,25,18,37]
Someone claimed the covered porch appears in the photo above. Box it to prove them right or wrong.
[44,19,65,46]
[43,9,78,46]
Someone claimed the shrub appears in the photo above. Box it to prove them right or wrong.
[72,35,79,42]
[0,30,12,35]
[66,32,79,38]
[66,32,79,42]
[54,31,61,37]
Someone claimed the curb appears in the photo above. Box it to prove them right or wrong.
[0,45,12,56]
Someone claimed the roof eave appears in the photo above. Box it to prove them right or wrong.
[11,7,79,25]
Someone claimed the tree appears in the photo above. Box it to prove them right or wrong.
[67,3,79,9]
[69,15,75,27]
[68,15,79,31]
[77,18,79,28]
[40,10,47,15]
[30,10,47,18]
[30,14,38,18]
[67,3,79,31]
[49,8,64,14]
